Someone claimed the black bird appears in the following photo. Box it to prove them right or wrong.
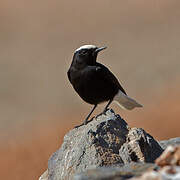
[67,45,142,126]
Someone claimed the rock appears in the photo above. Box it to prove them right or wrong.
[155,146,180,167]
[119,128,163,163]
[47,109,163,180]
[159,138,180,149]
[131,166,180,180]
[131,145,180,180]
[74,163,155,180]
[39,170,48,180]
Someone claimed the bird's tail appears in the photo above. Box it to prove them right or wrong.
[114,90,143,110]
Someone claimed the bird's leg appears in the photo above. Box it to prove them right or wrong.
[74,104,97,128]
[102,99,113,114]
[83,104,97,125]
[96,99,113,119]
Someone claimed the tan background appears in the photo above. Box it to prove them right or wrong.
[0,0,180,179]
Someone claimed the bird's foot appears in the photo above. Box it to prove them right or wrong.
[102,108,109,114]
[74,123,84,128]
[74,117,95,128]
[96,108,109,118]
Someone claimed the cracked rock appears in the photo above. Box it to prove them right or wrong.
[47,109,163,180]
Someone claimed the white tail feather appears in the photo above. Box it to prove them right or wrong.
[113,90,143,110]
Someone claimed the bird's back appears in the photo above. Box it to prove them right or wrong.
[96,63,126,95]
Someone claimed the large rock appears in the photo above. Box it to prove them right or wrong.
[131,146,180,180]
[131,166,180,180]
[74,163,155,180]
[47,109,163,180]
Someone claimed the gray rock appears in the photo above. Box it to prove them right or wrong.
[48,109,163,180]
[119,128,163,163]
[39,170,48,180]
[131,166,180,180]
[74,163,155,180]
[159,137,180,149]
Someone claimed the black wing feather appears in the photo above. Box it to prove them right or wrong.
[95,63,127,95]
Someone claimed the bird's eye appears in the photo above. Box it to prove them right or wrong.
[80,50,87,55]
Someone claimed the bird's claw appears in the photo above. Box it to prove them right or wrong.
[96,108,109,118]
[74,117,94,128]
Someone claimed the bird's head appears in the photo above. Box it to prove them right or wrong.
[72,45,107,68]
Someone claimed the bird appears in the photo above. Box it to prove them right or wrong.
[67,45,142,126]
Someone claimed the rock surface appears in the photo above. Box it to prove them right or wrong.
[131,166,180,180]
[159,138,180,150]
[47,109,163,180]
[74,146,180,180]
[74,163,155,180]
[131,146,180,180]
[156,146,180,167]
[39,170,48,180]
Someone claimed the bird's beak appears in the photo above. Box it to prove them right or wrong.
[95,46,107,53]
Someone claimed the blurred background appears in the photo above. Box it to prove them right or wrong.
[1,0,180,179]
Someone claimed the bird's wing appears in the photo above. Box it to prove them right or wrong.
[97,63,127,95]
[83,64,127,95]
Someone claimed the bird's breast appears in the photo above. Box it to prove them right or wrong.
[68,66,118,105]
